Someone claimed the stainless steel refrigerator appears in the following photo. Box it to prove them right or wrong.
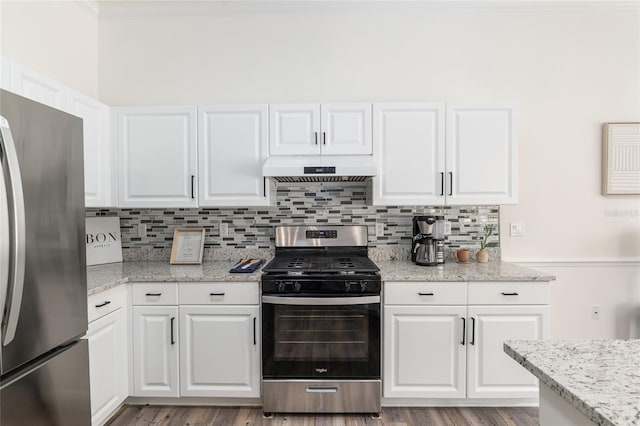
[0,89,91,425]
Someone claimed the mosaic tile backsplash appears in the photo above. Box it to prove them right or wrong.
[86,183,500,261]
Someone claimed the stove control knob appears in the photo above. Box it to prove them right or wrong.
[344,281,352,292]
[359,281,367,292]
[293,281,302,292]
[277,281,286,293]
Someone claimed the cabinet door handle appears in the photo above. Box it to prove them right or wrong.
[253,317,257,346]
[145,292,162,297]
[470,317,476,345]
[440,172,444,196]
[501,292,519,296]
[322,132,326,145]
[418,292,434,296]
[190,175,195,199]
[170,317,175,345]
[314,132,318,145]
[461,317,466,345]
[449,172,453,196]
[263,177,266,197]
[95,301,111,308]
[209,292,225,296]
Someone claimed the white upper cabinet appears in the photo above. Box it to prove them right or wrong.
[269,103,372,156]
[9,62,66,110]
[372,103,445,205]
[269,104,321,156]
[67,90,115,207]
[117,106,198,207]
[320,103,372,155]
[0,57,10,90]
[446,103,517,205]
[198,105,271,206]
[372,102,517,206]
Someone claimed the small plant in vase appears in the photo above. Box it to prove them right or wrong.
[477,224,497,263]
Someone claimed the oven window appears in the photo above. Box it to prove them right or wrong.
[274,305,368,361]
[262,299,380,379]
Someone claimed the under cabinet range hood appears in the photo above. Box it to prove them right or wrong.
[262,156,377,182]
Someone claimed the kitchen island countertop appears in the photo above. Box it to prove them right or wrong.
[505,339,640,426]
[88,259,553,296]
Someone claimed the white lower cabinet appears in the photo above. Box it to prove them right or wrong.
[132,305,180,397]
[384,305,466,398]
[130,282,260,399]
[87,303,127,425]
[467,305,548,398]
[179,305,260,397]
[384,282,550,401]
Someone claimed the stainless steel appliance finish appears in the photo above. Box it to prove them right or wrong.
[262,225,381,415]
[263,380,381,414]
[1,340,91,426]
[1,89,90,425]
[274,225,368,248]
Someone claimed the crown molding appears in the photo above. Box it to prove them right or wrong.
[96,0,640,20]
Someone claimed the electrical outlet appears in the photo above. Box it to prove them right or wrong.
[220,223,229,237]
[510,223,525,237]
[444,222,452,236]
[591,305,600,320]
[375,223,385,237]
[138,223,146,238]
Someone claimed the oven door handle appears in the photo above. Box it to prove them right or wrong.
[261,295,380,305]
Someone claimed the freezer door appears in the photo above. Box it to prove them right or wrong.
[0,90,87,375]
[0,339,91,426]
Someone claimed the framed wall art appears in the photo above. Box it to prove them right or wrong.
[170,228,205,264]
[602,122,640,195]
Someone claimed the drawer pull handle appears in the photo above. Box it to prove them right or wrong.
[209,292,225,296]
[95,301,111,308]
[418,292,434,296]
[146,292,162,297]
[306,386,338,393]
[501,292,519,296]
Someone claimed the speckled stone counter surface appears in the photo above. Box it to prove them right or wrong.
[88,259,553,296]
[504,340,640,426]
[376,260,554,282]
[87,261,265,296]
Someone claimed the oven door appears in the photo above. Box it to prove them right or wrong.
[262,295,380,379]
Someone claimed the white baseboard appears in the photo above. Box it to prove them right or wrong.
[381,397,539,407]
[125,396,262,406]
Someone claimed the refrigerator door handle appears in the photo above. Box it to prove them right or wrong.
[0,130,9,323]
[0,118,27,346]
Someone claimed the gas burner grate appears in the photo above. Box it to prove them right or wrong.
[287,258,307,268]
[335,258,355,269]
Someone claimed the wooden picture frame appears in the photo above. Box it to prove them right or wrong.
[602,122,640,195]
[170,228,205,264]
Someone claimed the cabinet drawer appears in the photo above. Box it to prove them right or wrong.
[384,282,467,305]
[468,282,550,305]
[179,282,259,305]
[132,283,178,305]
[88,285,126,323]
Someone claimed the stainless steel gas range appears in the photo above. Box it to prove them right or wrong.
[261,225,381,415]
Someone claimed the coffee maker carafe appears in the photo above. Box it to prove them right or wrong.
[412,215,446,266]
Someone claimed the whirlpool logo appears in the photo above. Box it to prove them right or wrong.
[315,368,328,374]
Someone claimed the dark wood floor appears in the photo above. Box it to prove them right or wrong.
[106,405,539,426]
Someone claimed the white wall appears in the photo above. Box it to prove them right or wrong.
[99,3,640,339]
[0,0,99,98]
[99,3,640,260]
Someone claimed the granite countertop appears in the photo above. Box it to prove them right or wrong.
[87,260,264,296]
[375,260,555,282]
[504,340,640,426]
[88,259,554,296]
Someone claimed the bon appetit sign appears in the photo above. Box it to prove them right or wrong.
[85,217,123,266]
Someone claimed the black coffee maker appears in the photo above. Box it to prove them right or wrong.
[412,215,446,266]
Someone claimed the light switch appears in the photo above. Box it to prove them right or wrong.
[375,223,385,237]
[510,223,525,237]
